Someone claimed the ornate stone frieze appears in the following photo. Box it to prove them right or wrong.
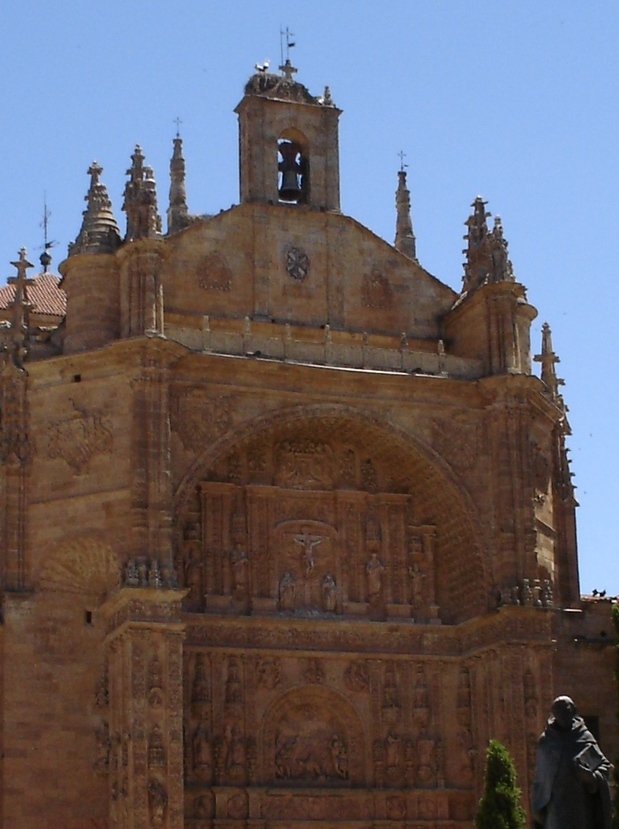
[46,401,112,472]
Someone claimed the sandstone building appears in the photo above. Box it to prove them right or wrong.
[0,63,615,829]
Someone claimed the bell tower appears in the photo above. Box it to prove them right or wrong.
[235,61,341,211]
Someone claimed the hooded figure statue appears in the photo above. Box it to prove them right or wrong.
[531,696,611,829]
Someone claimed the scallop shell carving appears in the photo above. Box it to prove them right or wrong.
[38,535,120,597]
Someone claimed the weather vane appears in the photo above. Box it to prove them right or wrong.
[39,195,57,272]
[398,150,408,172]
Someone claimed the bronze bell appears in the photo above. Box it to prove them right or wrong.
[279,170,302,201]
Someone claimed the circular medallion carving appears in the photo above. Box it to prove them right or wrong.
[285,246,309,281]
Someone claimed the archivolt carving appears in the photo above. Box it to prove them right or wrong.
[261,686,365,786]
[38,535,120,597]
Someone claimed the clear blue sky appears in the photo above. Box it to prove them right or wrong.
[1,1,617,594]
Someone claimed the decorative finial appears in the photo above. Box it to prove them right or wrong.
[322,86,333,106]
[70,162,121,256]
[394,165,417,262]
[397,150,408,172]
[173,117,182,138]
[7,248,35,368]
[123,146,161,241]
[534,322,564,403]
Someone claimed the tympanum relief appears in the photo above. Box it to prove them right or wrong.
[177,430,442,622]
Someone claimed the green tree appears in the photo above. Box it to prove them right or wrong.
[611,603,619,829]
[475,739,526,829]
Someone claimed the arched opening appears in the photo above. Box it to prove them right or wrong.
[278,129,309,204]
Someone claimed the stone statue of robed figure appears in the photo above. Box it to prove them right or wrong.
[531,696,611,829]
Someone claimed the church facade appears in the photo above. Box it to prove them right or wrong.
[0,64,615,829]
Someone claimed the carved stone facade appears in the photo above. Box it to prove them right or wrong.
[0,65,615,829]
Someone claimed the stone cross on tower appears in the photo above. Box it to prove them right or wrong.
[8,248,35,368]
[279,58,298,82]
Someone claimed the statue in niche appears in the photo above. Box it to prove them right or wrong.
[409,562,426,609]
[330,734,349,779]
[531,696,611,829]
[93,720,110,773]
[256,657,281,690]
[148,778,167,827]
[230,543,249,603]
[413,665,430,722]
[225,658,243,705]
[279,571,296,611]
[191,653,210,705]
[275,732,297,779]
[223,723,246,782]
[344,660,370,693]
[192,724,213,779]
[322,573,337,612]
[417,729,437,787]
[293,530,323,577]
[182,523,203,606]
[366,552,385,603]
[457,728,475,785]
[385,730,403,775]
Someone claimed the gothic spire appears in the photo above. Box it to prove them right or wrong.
[70,162,122,256]
[167,135,190,235]
[534,322,565,403]
[7,248,35,368]
[122,145,162,241]
[394,169,417,262]
[488,216,515,283]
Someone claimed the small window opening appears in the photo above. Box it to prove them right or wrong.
[73,374,82,383]
[278,139,308,204]
[85,610,93,625]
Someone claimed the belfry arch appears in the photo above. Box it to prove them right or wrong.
[174,405,488,624]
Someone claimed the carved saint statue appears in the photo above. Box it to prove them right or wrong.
[330,734,348,779]
[230,543,249,602]
[322,573,337,612]
[365,552,385,602]
[279,571,296,611]
[531,696,611,829]
[192,724,212,778]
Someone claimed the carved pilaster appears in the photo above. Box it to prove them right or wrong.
[101,585,188,829]
[119,240,165,339]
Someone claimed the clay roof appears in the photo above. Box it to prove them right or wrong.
[0,273,66,318]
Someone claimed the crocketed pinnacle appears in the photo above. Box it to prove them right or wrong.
[167,136,190,235]
[123,145,162,241]
[394,170,417,262]
[534,322,564,403]
[70,162,121,256]
[462,197,515,293]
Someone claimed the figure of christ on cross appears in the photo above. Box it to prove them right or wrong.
[293,531,323,577]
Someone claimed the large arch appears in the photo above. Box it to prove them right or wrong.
[174,403,489,623]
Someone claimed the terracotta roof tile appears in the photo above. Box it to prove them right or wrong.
[0,273,66,317]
